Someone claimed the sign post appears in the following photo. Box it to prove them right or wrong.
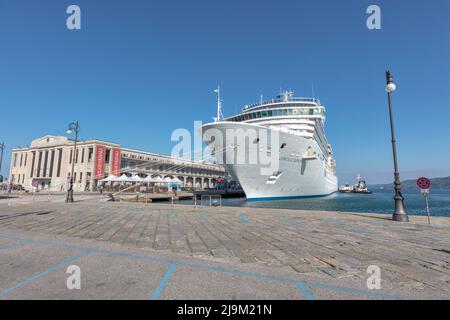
[416,177,431,225]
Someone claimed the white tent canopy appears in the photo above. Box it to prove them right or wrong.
[100,174,119,182]
[144,175,162,183]
[161,176,183,185]
[130,175,144,182]
[117,174,132,182]
[171,177,183,184]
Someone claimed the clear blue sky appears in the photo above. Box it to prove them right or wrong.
[1,0,449,184]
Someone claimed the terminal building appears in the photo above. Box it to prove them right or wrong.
[9,135,225,192]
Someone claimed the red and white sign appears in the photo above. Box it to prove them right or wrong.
[94,145,105,179]
[416,177,431,190]
[112,148,121,176]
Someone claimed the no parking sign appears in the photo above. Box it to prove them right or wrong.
[416,177,430,190]
[416,177,431,224]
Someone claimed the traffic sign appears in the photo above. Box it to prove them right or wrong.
[416,177,430,190]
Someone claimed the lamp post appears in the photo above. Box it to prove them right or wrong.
[0,143,4,182]
[65,121,80,203]
[385,70,409,222]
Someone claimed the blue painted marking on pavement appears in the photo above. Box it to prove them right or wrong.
[239,213,249,224]
[0,233,408,300]
[0,249,93,298]
[296,281,316,300]
[150,261,178,300]
[197,212,208,222]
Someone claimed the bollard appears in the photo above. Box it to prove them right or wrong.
[48,193,51,202]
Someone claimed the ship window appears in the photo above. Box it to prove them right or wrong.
[288,109,293,115]
[257,112,261,118]
[261,111,268,117]
[281,143,287,149]
[309,109,314,115]
[268,110,272,117]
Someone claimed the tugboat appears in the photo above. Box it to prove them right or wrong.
[353,175,372,194]
[338,183,354,193]
[339,175,372,194]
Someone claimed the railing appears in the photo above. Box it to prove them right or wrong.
[243,97,320,111]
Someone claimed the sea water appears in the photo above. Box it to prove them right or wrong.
[182,189,450,217]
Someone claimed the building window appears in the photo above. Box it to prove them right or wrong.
[79,172,83,183]
[69,149,73,164]
[81,148,85,163]
[13,153,17,167]
[24,153,27,166]
[88,148,93,162]
[75,149,79,163]
[20,153,23,167]
[105,149,110,163]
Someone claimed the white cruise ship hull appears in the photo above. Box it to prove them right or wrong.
[201,122,338,201]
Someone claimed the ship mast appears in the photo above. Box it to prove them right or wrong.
[214,86,223,122]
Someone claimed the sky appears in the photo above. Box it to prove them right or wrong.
[0,0,449,184]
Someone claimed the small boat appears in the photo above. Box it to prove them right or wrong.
[338,183,354,193]
[353,175,372,194]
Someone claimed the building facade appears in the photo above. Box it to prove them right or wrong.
[9,135,225,191]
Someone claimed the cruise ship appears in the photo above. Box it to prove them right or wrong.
[201,89,338,201]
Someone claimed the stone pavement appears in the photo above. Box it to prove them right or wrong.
[0,200,449,299]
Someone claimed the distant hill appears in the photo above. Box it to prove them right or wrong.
[372,176,450,190]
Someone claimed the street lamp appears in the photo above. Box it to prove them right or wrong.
[385,70,408,222]
[65,121,80,203]
[0,143,5,182]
